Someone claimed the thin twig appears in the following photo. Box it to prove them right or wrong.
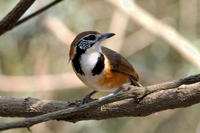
[0,0,36,35]
[0,0,63,35]
[15,0,63,27]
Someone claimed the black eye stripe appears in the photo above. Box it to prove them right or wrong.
[83,34,96,40]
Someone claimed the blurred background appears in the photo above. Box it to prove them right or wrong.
[0,0,200,133]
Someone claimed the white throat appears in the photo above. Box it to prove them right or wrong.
[80,51,101,75]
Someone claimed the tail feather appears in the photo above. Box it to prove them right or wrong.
[132,80,142,87]
[129,76,142,87]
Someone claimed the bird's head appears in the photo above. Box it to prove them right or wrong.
[69,31,115,61]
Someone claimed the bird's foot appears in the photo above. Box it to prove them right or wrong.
[119,83,132,92]
[80,91,97,105]
[98,87,123,102]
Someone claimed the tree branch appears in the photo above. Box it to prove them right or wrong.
[0,0,63,36]
[0,0,36,35]
[15,0,63,27]
[0,74,200,131]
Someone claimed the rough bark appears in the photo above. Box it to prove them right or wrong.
[0,74,199,131]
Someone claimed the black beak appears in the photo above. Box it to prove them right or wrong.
[98,33,115,41]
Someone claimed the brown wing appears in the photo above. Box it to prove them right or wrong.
[102,46,139,81]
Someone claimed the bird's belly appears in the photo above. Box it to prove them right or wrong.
[79,71,130,91]
[81,74,109,91]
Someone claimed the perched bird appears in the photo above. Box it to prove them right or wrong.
[69,31,141,104]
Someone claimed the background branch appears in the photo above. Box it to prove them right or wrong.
[0,0,63,35]
[15,0,63,27]
[0,74,200,131]
[42,14,75,45]
[108,0,200,70]
[0,73,83,92]
[0,0,36,35]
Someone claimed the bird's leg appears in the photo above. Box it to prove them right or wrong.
[98,83,146,104]
[81,90,97,104]
[98,87,123,102]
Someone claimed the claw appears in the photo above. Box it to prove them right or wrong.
[80,90,97,105]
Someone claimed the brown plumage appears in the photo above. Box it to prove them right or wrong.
[102,47,139,80]
[69,31,141,92]
[101,46,141,87]
[69,31,142,104]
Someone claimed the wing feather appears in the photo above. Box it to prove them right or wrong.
[102,47,139,81]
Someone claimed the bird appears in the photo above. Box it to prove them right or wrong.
[69,31,142,104]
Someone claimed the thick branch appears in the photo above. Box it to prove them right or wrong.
[0,74,200,131]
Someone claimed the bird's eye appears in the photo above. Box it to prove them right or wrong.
[83,34,96,40]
